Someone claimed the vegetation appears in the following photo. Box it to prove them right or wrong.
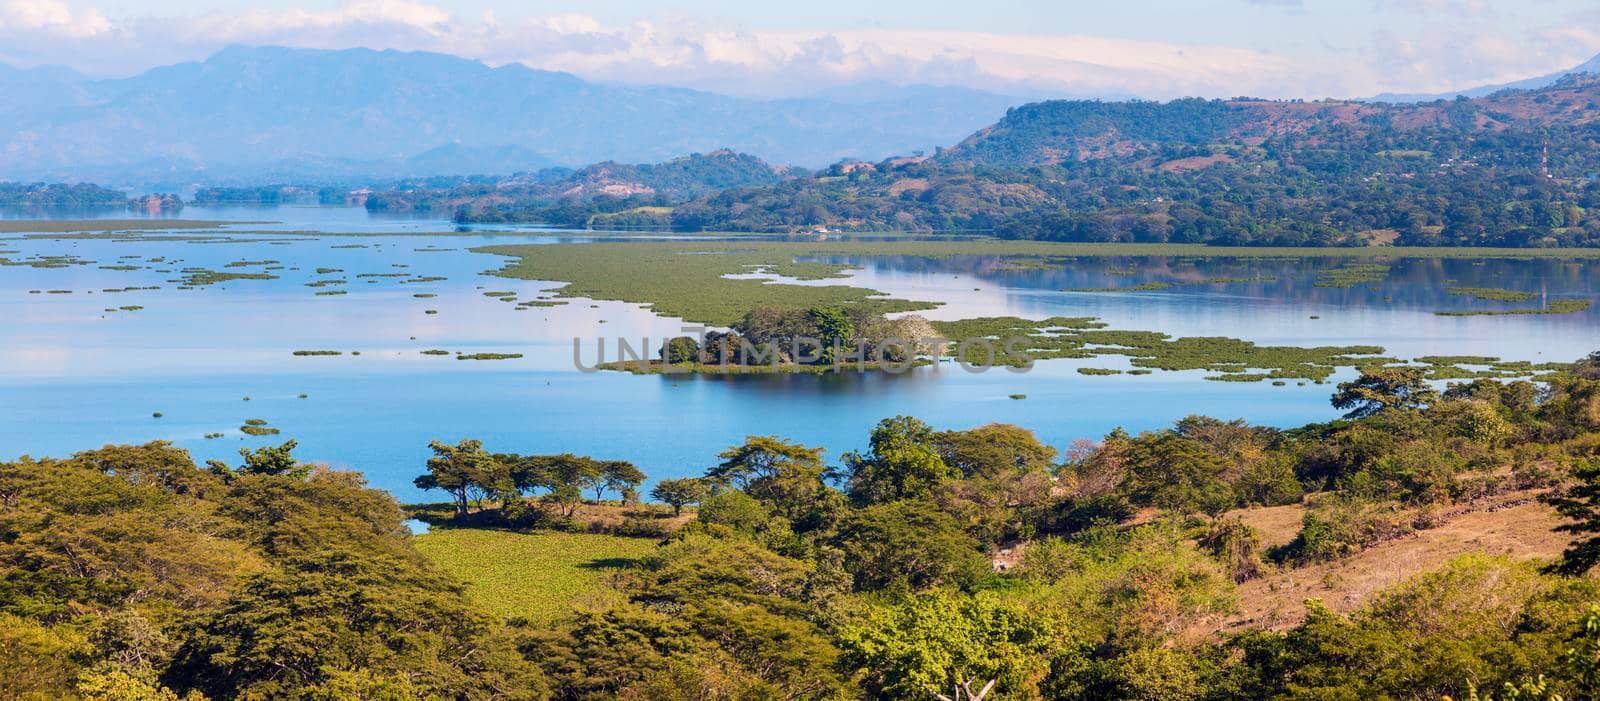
[1449,286,1540,302]
[1437,299,1593,316]
[365,151,791,226]
[8,354,1600,698]
[0,182,128,209]
[412,530,655,623]
[381,77,1600,248]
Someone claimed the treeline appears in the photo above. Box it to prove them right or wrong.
[654,306,940,367]
[362,151,793,224]
[368,76,1600,247]
[7,355,1600,698]
[191,185,351,206]
[0,182,129,209]
[662,122,1600,245]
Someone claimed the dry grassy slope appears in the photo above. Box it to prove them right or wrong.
[1222,490,1570,631]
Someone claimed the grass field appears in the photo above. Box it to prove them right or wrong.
[412,528,658,623]
[474,240,1600,326]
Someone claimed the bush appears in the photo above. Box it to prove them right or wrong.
[1198,517,1267,583]
[612,516,673,538]
[1271,497,1412,564]
[696,490,770,532]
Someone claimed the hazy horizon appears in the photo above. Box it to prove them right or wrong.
[1,0,1597,101]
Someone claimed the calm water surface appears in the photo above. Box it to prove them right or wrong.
[2,206,1595,500]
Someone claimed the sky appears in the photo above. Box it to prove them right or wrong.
[2,0,1599,99]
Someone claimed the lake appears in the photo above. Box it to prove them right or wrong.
[2,206,1595,501]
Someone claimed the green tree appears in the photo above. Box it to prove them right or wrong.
[694,489,771,533]
[594,460,646,502]
[523,454,601,518]
[707,436,837,529]
[1332,367,1439,419]
[660,336,701,364]
[164,549,545,700]
[238,440,309,479]
[844,416,961,504]
[1545,460,1600,575]
[1122,433,1234,516]
[838,589,1068,700]
[412,439,503,518]
[808,305,855,365]
[834,500,989,592]
[933,423,1059,478]
[650,478,708,516]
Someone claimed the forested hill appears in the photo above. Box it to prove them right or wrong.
[943,75,1600,168]
[364,150,796,223]
[645,74,1600,246]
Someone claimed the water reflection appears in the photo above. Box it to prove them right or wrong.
[1,205,1593,500]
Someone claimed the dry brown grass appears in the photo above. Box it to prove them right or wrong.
[1219,490,1569,631]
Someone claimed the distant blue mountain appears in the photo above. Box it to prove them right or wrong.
[0,46,1026,188]
[1367,53,1600,103]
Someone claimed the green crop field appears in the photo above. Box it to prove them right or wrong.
[412,529,658,623]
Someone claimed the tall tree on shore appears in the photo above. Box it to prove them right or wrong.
[650,478,708,516]
[1332,367,1439,419]
[413,439,503,518]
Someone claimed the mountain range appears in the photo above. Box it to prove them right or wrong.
[387,73,1600,249]
[0,46,1023,189]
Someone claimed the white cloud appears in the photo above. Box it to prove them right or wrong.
[187,0,453,40]
[0,0,109,38]
[0,0,1596,100]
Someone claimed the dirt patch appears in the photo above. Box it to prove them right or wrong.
[1158,154,1236,172]
[1358,228,1401,246]
[1230,502,1309,549]
[1221,493,1569,631]
[886,178,930,195]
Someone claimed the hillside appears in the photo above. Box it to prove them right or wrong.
[364,150,795,226]
[595,75,1600,246]
[945,75,1600,168]
[0,46,1021,187]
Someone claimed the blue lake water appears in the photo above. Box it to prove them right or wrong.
[2,206,1596,501]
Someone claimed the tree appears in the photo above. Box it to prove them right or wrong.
[1545,460,1600,575]
[808,306,855,364]
[838,589,1066,700]
[1332,367,1439,419]
[237,440,309,479]
[164,549,545,700]
[707,436,836,529]
[844,416,960,504]
[834,500,988,592]
[660,336,700,364]
[594,460,646,502]
[1123,433,1235,516]
[1574,351,1600,380]
[650,478,708,516]
[413,439,504,518]
[530,454,600,518]
[933,423,1058,478]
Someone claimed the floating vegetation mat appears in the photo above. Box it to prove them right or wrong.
[1435,299,1591,316]
[930,316,1393,382]
[169,268,279,286]
[456,353,523,361]
[1068,276,1277,293]
[1446,287,1538,302]
[1314,263,1390,288]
